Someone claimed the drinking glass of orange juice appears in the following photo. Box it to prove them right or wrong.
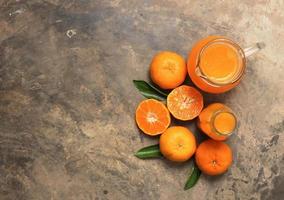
[188,36,264,93]
[197,103,236,141]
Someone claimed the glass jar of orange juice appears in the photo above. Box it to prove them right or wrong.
[188,36,263,93]
[197,103,237,141]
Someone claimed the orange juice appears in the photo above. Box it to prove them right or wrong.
[188,36,246,93]
[197,103,237,141]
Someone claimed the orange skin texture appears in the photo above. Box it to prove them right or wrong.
[188,36,242,93]
[167,85,203,121]
[135,99,171,136]
[150,51,187,89]
[195,139,233,175]
[159,126,196,162]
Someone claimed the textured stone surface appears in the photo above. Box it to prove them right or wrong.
[0,0,283,199]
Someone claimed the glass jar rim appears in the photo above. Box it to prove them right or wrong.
[196,38,246,86]
[210,109,237,136]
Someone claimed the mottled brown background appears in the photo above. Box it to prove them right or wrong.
[0,0,283,200]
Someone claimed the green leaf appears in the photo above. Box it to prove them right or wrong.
[134,144,162,159]
[133,80,168,101]
[184,163,201,190]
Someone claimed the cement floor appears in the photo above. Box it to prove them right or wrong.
[0,0,283,199]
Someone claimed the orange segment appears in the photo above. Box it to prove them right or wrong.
[167,85,203,120]
[135,99,171,136]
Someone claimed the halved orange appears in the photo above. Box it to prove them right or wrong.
[167,85,203,120]
[135,99,171,136]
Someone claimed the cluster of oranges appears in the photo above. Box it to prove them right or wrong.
[135,51,233,176]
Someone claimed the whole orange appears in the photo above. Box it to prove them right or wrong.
[195,139,233,175]
[159,126,196,162]
[150,51,187,89]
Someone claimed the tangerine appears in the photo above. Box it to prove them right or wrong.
[195,139,233,175]
[159,126,196,162]
[135,99,171,136]
[167,85,203,120]
[150,51,187,89]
